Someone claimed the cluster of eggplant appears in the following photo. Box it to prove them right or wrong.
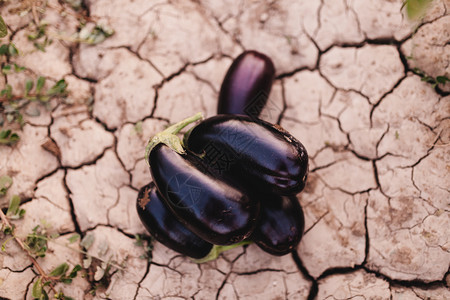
[136,51,308,261]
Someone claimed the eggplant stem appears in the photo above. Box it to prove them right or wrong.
[192,240,253,264]
[145,112,203,165]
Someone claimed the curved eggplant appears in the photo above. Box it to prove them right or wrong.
[185,115,308,195]
[218,50,275,117]
[251,194,305,256]
[136,182,213,259]
[148,144,259,245]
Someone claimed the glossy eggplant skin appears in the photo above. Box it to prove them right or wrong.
[186,115,308,195]
[251,194,304,256]
[136,182,213,259]
[148,144,260,246]
[218,50,275,117]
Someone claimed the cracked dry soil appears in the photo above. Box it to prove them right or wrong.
[1,0,449,299]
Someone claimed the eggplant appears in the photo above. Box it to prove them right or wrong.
[218,50,275,117]
[136,182,213,259]
[185,115,308,195]
[251,194,305,256]
[148,144,260,245]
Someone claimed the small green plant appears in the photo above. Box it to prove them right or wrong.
[134,234,153,262]
[32,262,82,299]
[0,77,68,129]
[67,233,80,244]
[412,68,450,89]
[50,263,82,284]
[0,84,12,100]
[25,225,51,257]
[6,195,26,220]
[132,121,143,136]
[28,22,52,52]
[31,262,81,300]
[24,77,68,101]
[0,175,13,195]
[1,194,26,252]
[0,129,20,145]
[76,24,114,45]
[0,42,19,56]
[402,0,433,20]
[0,16,7,38]
[2,63,26,74]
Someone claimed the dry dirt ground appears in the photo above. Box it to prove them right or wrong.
[0,0,449,299]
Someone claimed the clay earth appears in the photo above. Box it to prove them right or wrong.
[0,0,449,299]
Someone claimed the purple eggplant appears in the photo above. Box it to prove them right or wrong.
[136,182,213,259]
[251,194,305,256]
[185,115,308,195]
[148,144,260,246]
[218,50,275,117]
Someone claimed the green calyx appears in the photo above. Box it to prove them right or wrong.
[145,112,203,165]
[192,240,253,264]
